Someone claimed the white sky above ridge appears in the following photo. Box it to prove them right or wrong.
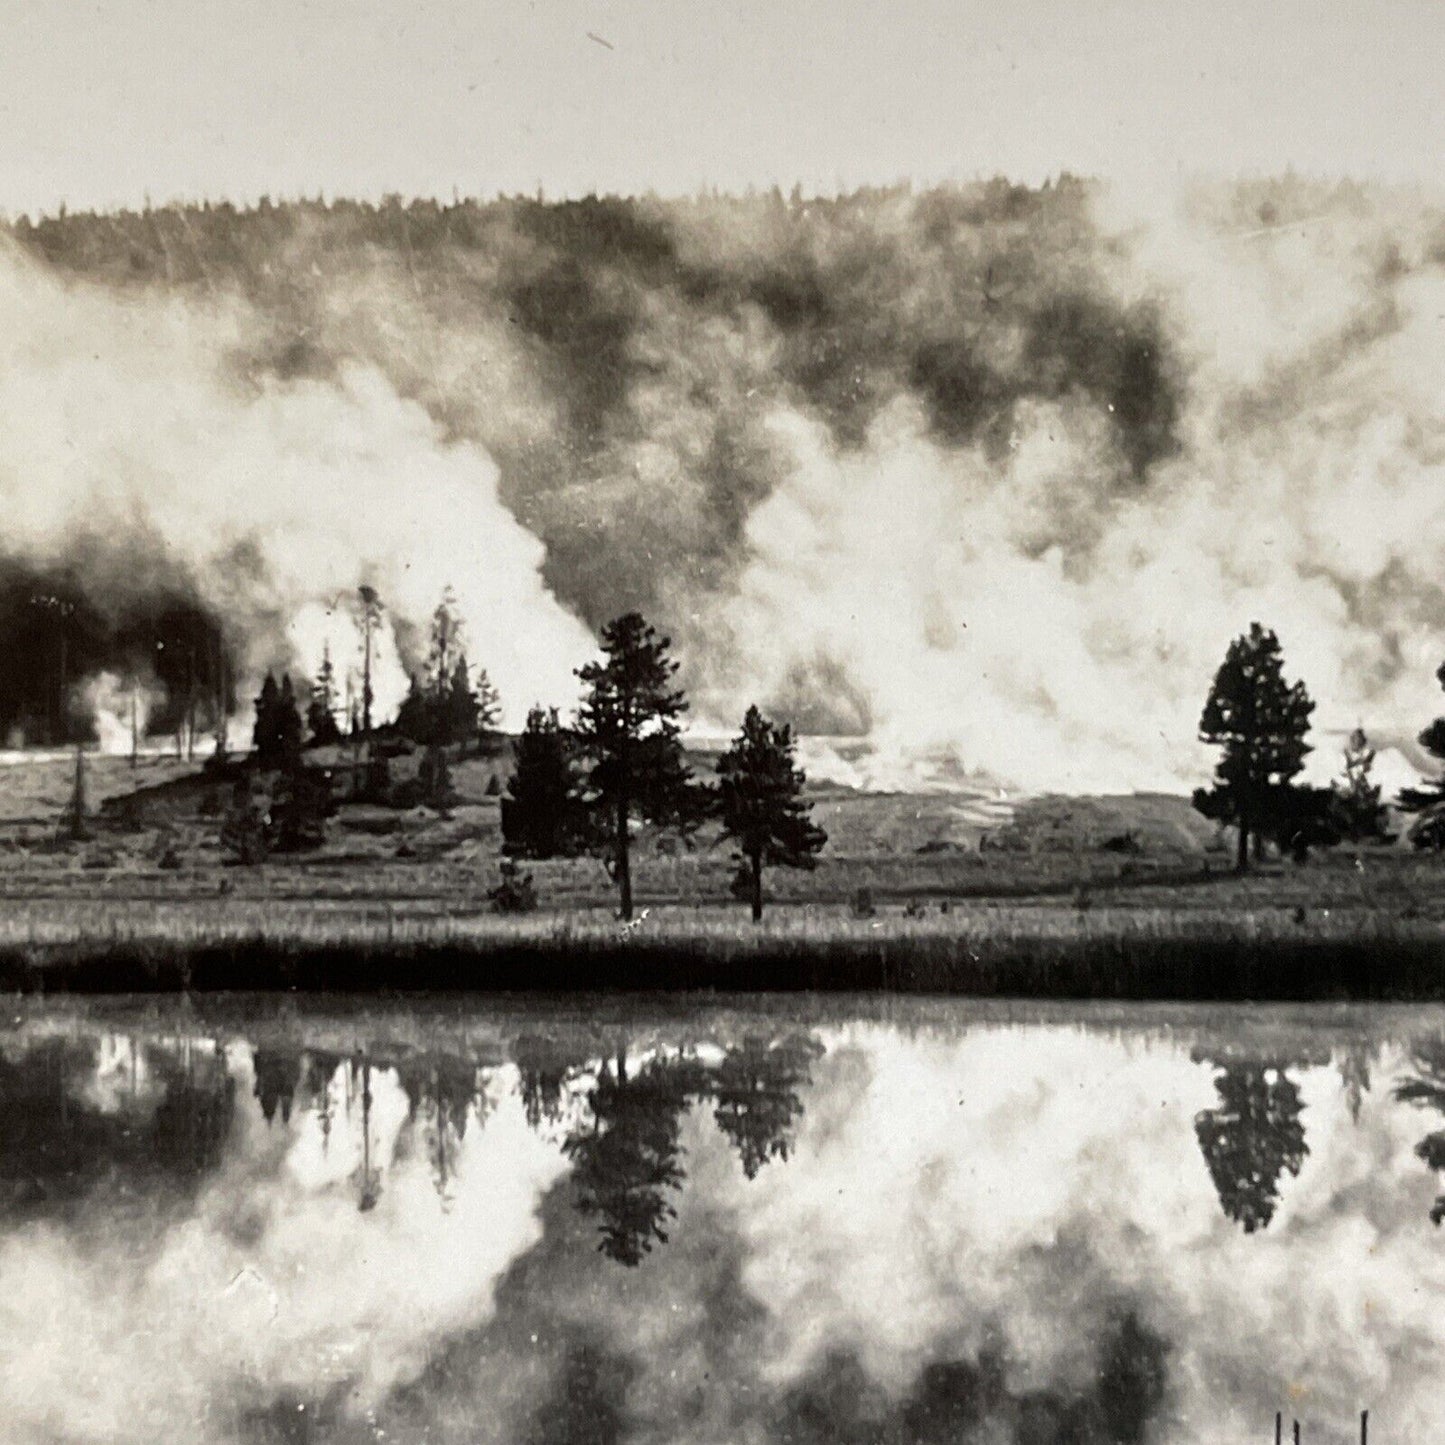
[3,0,1444,213]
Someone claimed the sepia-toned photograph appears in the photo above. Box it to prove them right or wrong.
[2,1,1444,1440]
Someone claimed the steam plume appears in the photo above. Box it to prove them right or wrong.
[8,177,1445,788]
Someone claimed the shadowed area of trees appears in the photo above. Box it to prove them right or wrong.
[0,1036,236,1215]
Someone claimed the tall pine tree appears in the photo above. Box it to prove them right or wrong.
[306,643,343,748]
[574,612,697,919]
[716,706,827,921]
[1194,623,1314,871]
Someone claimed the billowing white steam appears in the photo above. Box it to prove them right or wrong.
[0,249,592,733]
[707,187,1445,792]
[79,670,164,756]
[11,181,1445,794]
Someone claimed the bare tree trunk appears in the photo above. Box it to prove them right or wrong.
[751,849,763,923]
[1236,812,1250,873]
[616,798,633,920]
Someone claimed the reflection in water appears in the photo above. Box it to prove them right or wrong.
[563,1049,696,1265]
[1393,1038,1445,1225]
[1193,1060,1308,1233]
[1,1003,1444,1443]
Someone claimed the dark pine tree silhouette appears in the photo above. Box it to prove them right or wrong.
[252,672,282,764]
[272,673,304,769]
[712,1033,824,1178]
[1194,1061,1308,1232]
[395,674,431,743]
[1193,623,1314,871]
[562,1050,699,1265]
[306,643,343,748]
[1392,1038,1445,1224]
[503,706,589,858]
[717,706,827,921]
[447,655,479,755]
[574,613,699,919]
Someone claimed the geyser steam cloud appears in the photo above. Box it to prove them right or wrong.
[7,176,1445,789]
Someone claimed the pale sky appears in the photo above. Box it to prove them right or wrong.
[2,0,1443,212]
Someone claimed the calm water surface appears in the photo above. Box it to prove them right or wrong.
[2,995,1443,1444]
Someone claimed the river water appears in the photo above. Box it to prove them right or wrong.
[1,995,1442,1444]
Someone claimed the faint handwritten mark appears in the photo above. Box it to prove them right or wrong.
[586,31,615,50]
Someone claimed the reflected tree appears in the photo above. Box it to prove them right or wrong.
[251,1046,302,1126]
[562,1049,703,1266]
[1337,1040,1373,1126]
[300,1048,345,1152]
[515,1033,585,1132]
[350,1052,381,1212]
[396,1052,484,1199]
[1393,1038,1445,1225]
[712,1033,824,1179]
[1194,1062,1308,1232]
[144,1040,236,1180]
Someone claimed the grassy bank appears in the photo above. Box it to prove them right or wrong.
[4,904,1444,1000]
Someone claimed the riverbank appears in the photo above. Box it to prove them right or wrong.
[4,903,1444,999]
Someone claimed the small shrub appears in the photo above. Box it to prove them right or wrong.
[489,858,538,914]
[158,847,183,871]
[850,887,876,919]
[221,781,270,866]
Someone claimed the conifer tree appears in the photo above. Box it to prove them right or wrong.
[716,706,827,921]
[275,673,303,769]
[306,643,343,748]
[447,655,479,754]
[503,706,588,857]
[1193,623,1314,871]
[474,667,502,748]
[253,673,282,765]
[574,612,699,919]
[1333,727,1394,844]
